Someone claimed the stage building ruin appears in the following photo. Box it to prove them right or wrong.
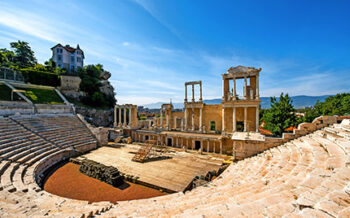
[114,66,285,159]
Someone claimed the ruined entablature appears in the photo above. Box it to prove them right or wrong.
[223,65,261,79]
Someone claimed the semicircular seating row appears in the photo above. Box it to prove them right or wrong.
[101,120,350,217]
[0,115,349,217]
[0,115,112,217]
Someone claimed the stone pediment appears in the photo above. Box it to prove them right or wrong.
[227,65,261,74]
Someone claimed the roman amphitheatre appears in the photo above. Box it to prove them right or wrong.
[0,64,349,217]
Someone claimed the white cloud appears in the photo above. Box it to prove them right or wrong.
[0,10,61,43]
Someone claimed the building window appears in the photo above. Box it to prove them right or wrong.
[57,48,62,53]
[71,56,75,62]
[77,57,81,62]
[210,121,216,131]
[237,121,244,132]
[58,55,62,61]
[77,51,81,55]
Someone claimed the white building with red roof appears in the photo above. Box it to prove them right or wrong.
[51,44,84,72]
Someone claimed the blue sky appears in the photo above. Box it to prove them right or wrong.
[0,0,349,105]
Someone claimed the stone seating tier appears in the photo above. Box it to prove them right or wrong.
[0,116,348,217]
[0,115,104,217]
[100,119,350,217]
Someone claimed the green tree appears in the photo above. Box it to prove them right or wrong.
[262,93,298,136]
[78,64,116,108]
[303,93,350,122]
[91,92,106,105]
[319,93,350,116]
[79,65,102,96]
[303,101,322,122]
[10,40,37,67]
[0,48,16,66]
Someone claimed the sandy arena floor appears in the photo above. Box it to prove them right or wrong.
[44,162,166,203]
[81,145,224,192]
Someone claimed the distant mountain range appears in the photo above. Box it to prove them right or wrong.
[142,95,332,109]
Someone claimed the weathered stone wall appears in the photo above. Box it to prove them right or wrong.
[76,114,109,146]
[203,104,222,133]
[76,106,113,127]
[34,149,76,188]
[59,75,81,92]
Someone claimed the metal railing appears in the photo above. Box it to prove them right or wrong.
[0,67,25,83]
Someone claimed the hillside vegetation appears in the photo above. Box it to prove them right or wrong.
[261,93,350,136]
[0,41,116,108]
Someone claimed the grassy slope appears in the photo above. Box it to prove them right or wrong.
[14,87,64,104]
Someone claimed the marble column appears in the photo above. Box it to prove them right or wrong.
[123,107,127,127]
[184,108,187,130]
[233,78,236,100]
[199,108,203,132]
[233,107,236,132]
[185,85,188,102]
[160,108,163,128]
[199,82,202,102]
[256,75,259,100]
[166,109,169,130]
[118,107,122,126]
[128,107,132,127]
[222,79,225,101]
[244,76,247,100]
[191,108,195,131]
[244,107,247,132]
[192,84,195,102]
[114,106,117,127]
[256,106,259,132]
[220,140,223,154]
[222,108,225,133]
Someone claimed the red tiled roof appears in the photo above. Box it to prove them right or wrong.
[259,128,273,136]
[51,43,84,58]
[64,45,76,53]
[337,115,350,121]
[284,126,297,132]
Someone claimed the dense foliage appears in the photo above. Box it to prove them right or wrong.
[262,93,299,137]
[20,67,61,87]
[262,93,350,137]
[1,41,116,108]
[78,64,116,108]
[303,93,350,122]
[10,41,37,67]
[0,41,64,85]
